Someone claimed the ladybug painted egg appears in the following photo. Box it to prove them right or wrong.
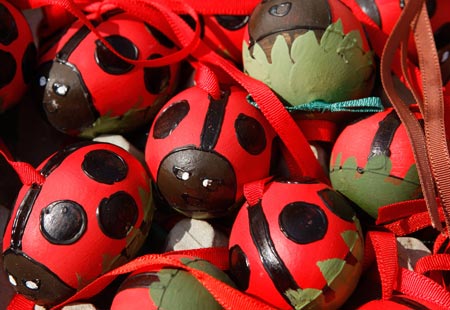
[2,142,154,307]
[111,256,236,310]
[329,107,422,219]
[228,179,364,310]
[36,10,180,138]
[145,85,277,219]
[0,0,37,111]
[243,0,375,107]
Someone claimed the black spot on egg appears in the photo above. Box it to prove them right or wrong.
[229,245,250,290]
[215,15,249,30]
[235,113,266,155]
[153,100,190,139]
[317,188,355,222]
[0,3,18,45]
[0,50,16,88]
[40,200,87,244]
[144,53,171,94]
[95,35,138,75]
[82,149,128,184]
[279,201,328,244]
[97,191,138,239]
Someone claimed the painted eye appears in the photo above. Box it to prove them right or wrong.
[0,3,18,45]
[153,100,190,139]
[318,188,355,222]
[201,178,222,191]
[0,50,15,89]
[40,200,87,244]
[82,149,128,185]
[269,2,292,17]
[144,53,171,94]
[8,274,17,286]
[215,15,249,30]
[235,113,267,155]
[173,166,191,181]
[52,82,69,96]
[95,35,138,75]
[279,201,328,244]
[98,191,138,239]
[24,279,40,290]
[229,245,250,290]
[441,50,449,64]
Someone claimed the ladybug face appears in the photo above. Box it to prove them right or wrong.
[228,180,364,309]
[330,107,422,218]
[0,0,36,111]
[247,0,370,56]
[2,142,154,307]
[145,85,276,219]
[158,149,237,215]
[36,11,180,137]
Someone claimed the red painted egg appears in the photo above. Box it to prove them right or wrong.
[36,10,180,137]
[228,179,364,309]
[0,0,36,111]
[145,85,277,219]
[2,142,154,307]
[111,255,236,310]
[329,107,422,219]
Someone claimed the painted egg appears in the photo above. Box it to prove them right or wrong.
[228,179,364,309]
[0,0,37,111]
[2,141,154,307]
[242,0,375,107]
[111,256,236,310]
[145,85,277,219]
[35,10,180,138]
[329,107,422,219]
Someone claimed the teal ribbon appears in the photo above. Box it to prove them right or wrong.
[247,96,385,113]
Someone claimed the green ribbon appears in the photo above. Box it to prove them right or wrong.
[247,95,385,113]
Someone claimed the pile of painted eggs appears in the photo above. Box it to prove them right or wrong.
[1,0,449,309]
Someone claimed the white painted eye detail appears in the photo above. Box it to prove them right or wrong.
[53,82,69,96]
[24,279,40,290]
[39,75,47,87]
[174,167,191,181]
[8,274,17,286]
[201,178,222,191]
[441,50,449,64]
